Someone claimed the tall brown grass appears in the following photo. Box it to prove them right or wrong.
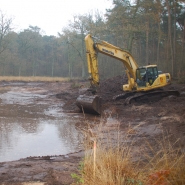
[0,76,71,82]
[72,127,185,185]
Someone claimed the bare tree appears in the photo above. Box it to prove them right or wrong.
[0,10,13,55]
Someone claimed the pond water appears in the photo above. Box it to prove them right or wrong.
[0,82,83,162]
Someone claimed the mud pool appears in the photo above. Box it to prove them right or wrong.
[0,82,83,162]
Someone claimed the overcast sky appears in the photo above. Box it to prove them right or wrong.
[1,0,113,36]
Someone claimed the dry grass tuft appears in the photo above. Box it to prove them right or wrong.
[82,144,141,185]
[0,76,71,82]
[73,126,185,185]
[143,138,185,185]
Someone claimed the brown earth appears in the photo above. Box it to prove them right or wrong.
[0,77,185,185]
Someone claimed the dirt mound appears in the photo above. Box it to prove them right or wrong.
[98,75,127,102]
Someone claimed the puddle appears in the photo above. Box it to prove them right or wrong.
[0,118,83,162]
[0,87,47,105]
[137,124,162,136]
[0,83,83,162]
[44,105,65,117]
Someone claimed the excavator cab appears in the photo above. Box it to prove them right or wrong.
[136,66,158,87]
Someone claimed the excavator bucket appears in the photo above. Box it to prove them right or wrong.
[76,95,101,115]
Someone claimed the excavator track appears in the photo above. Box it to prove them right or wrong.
[113,92,136,100]
[113,90,180,105]
[125,90,180,105]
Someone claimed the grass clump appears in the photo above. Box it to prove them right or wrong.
[143,139,185,185]
[82,145,142,185]
[72,128,185,185]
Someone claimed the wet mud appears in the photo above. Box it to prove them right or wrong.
[0,79,185,184]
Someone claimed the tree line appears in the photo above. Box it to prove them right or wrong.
[0,0,185,81]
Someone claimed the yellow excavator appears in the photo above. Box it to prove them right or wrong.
[76,34,179,114]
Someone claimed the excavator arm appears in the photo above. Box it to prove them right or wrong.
[85,34,138,91]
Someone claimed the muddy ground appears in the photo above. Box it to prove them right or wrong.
[0,77,185,185]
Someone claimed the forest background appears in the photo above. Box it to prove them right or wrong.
[0,0,185,81]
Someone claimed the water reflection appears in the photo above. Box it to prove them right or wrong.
[0,83,83,162]
[0,118,83,162]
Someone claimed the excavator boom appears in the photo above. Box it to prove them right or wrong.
[85,34,138,90]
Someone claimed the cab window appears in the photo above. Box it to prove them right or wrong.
[136,68,146,87]
[146,67,158,85]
